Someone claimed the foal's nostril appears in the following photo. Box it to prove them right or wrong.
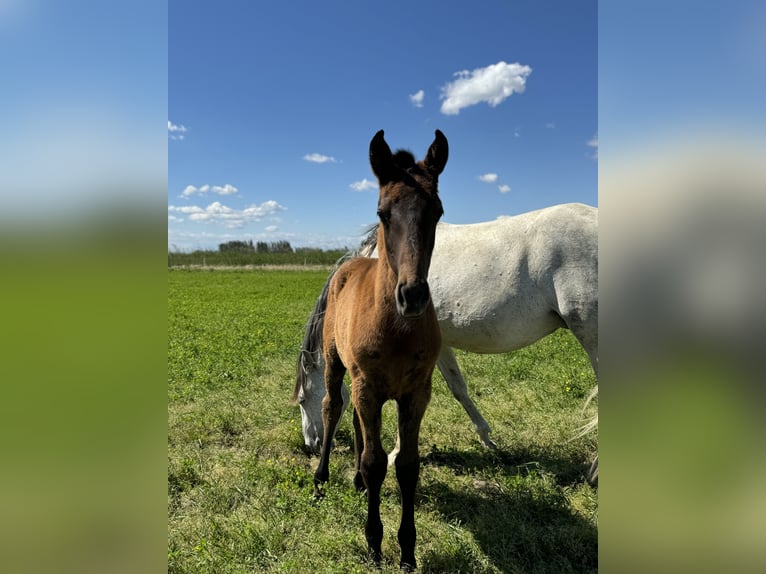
[396,280,431,316]
[409,281,430,305]
[396,283,407,309]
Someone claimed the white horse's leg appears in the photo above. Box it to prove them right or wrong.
[561,303,599,484]
[437,346,496,449]
[387,435,400,466]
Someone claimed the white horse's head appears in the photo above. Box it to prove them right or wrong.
[295,350,349,453]
[295,352,325,452]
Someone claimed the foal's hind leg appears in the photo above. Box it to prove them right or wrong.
[352,407,366,491]
[395,389,431,571]
[313,349,346,496]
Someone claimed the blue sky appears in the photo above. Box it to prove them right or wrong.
[169,1,597,250]
[1,1,166,220]
[2,2,762,249]
[599,0,766,163]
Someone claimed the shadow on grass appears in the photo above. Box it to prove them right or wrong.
[422,445,593,486]
[290,440,596,571]
[418,446,597,573]
[420,480,597,573]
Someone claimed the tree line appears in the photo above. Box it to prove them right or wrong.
[218,240,295,254]
[168,240,349,267]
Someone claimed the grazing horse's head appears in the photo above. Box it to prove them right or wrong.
[369,129,448,318]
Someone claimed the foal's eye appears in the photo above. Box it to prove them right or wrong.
[377,210,390,225]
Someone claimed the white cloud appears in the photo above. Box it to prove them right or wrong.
[168,215,184,223]
[587,134,598,159]
[168,121,187,132]
[303,153,337,164]
[168,121,188,140]
[180,183,239,198]
[440,60,532,115]
[168,200,286,228]
[169,204,204,215]
[350,178,378,192]
[181,185,208,197]
[265,225,279,232]
[409,89,425,108]
[212,184,238,195]
[479,173,510,193]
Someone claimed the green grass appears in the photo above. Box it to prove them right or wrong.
[168,269,597,573]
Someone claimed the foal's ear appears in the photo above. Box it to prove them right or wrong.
[424,129,449,176]
[369,129,397,185]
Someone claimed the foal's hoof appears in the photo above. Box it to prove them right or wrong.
[353,472,366,493]
[312,481,326,499]
[367,549,382,567]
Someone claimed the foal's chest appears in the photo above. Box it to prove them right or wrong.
[347,326,440,397]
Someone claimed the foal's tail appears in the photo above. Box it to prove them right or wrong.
[291,226,379,404]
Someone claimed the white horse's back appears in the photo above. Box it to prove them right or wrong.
[430,203,598,361]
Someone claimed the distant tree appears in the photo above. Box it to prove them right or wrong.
[269,240,293,253]
[255,241,269,253]
[219,240,255,253]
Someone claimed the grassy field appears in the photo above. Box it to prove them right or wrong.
[168,269,597,573]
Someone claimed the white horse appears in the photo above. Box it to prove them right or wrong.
[293,203,598,479]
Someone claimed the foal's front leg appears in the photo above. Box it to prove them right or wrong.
[395,389,431,571]
[354,387,387,564]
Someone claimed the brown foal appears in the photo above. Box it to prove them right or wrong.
[313,129,448,570]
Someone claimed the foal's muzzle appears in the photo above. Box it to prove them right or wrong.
[396,280,431,318]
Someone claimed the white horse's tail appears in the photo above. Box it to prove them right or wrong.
[569,385,598,484]
[572,385,598,439]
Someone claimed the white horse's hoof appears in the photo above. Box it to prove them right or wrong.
[476,426,497,449]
